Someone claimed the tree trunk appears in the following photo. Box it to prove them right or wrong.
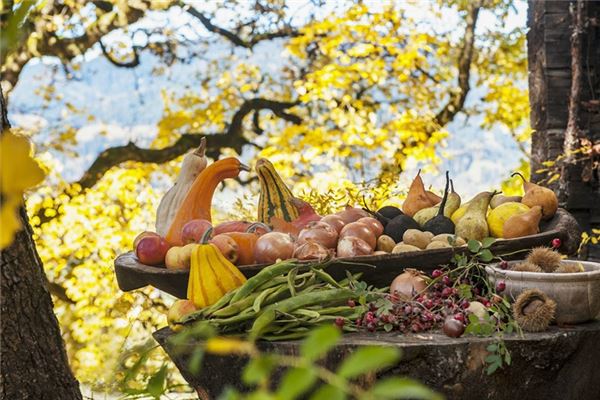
[528,0,600,260]
[0,88,82,399]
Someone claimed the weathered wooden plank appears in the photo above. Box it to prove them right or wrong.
[154,322,600,400]
[114,210,581,299]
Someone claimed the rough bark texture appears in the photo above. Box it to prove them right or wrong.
[155,321,600,400]
[528,0,600,260]
[0,88,82,399]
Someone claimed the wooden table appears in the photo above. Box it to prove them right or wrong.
[154,320,600,400]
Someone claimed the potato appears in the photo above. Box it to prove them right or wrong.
[431,234,466,247]
[376,235,396,253]
[426,240,452,250]
[402,229,431,249]
[372,250,389,256]
[165,243,197,270]
[392,243,422,254]
[423,231,434,240]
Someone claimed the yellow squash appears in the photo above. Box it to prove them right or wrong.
[187,243,247,308]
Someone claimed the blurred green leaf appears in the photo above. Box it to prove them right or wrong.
[242,355,276,386]
[337,346,400,379]
[366,377,441,400]
[146,364,168,399]
[276,367,317,399]
[188,347,204,375]
[301,324,341,362]
[309,384,347,400]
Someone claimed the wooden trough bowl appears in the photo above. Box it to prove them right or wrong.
[114,209,581,299]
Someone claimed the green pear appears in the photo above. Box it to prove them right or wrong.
[454,191,493,241]
[414,180,461,227]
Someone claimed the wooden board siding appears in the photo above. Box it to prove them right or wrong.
[528,0,600,260]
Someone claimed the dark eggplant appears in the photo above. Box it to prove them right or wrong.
[422,171,455,235]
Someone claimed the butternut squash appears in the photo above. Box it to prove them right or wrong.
[165,157,249,245]
[256,158,299,225]
[187,243,247,308]
[155,138,207,236]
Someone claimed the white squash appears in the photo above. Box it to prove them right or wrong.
[155,137,207,236]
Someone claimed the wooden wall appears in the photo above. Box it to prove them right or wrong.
[528,0,600,260]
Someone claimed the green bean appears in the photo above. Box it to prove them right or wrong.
[230,260,299,303]
[249,288,354,340]
[210,291,261,318]
[262,329,310,341]
[293,309,321,319]
[287,266,298,297]
[311,267,342,288]
[252,286,279,313]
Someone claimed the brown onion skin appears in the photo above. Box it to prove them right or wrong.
[336,206,370,224]
[254,232,294,264]
[389,269,428,300]
[298,221,338,249]
[339,222,376,249]
[320,214,346,234]
[293,241,332,261]
[210,234,239,264]
[337,237,372,258]
[357,217,384,237]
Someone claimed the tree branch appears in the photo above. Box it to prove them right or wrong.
[182,2,298,49]
[434,1,481,126]
[35,97,301,225]
[98,40,140,68]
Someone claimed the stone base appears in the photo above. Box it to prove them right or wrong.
[154,320,600,400]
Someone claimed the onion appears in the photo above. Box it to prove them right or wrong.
[390,269,428,300]
[254,232,294,264]
[357,217,384,237]
[320,214,346,233]
[298,221,338,249]
[336,205,370,224]
[337,237,372,258]
[339,222,376,249]
[293,241,332,261]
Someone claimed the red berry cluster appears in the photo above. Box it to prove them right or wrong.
[355,269,473,334]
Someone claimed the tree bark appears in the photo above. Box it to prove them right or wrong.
[527,0,600,260]
[0,87,82,399]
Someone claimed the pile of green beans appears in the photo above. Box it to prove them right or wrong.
[178,259,365,341]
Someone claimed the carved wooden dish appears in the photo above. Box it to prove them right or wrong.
[114,209,580,299]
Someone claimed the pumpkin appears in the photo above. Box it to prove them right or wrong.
[187,243,247,308]
[165,157,249,245]
[256,158,299,225]
[155,138,207,236]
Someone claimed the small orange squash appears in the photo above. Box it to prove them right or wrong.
[166,157,249,245]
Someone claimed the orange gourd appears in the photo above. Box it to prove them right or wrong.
[223,231,259,265]
[166,157,249,245]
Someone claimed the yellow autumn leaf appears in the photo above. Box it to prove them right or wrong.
[205,337,256,356]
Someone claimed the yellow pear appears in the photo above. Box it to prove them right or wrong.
[512,173,558,220]
[503,206,543,239]
[487,202,530,238]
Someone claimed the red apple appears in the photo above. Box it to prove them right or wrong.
[133,231,160,250]
[210,234,239,264]
[135,235,170,265]
[181,219,213,243]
